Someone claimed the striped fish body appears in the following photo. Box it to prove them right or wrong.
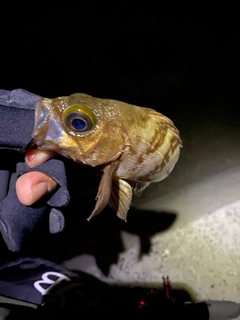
[112,105,181,183]
[32,93,182,221]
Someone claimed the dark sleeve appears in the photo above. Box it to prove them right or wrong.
[0,89,70,252]
[0,88,39,151]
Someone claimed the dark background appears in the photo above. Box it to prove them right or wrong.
[1,6,240,272]
[1,8,239,115]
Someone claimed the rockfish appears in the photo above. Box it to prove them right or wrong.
[32,93,182,221]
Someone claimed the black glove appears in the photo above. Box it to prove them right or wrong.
[0,89,70,252]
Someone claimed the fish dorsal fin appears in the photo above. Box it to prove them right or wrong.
[87,162,118,221]
[109,179,133,222]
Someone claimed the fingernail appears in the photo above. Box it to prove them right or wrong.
[26,150,51,168]
[29,179,57,204]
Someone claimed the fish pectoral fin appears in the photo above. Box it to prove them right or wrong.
[109,179,133,222]
[132,181,151,196]
[87,162,118,221]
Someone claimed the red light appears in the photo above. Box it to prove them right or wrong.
[139,300,148,309]
[163,276,172,299]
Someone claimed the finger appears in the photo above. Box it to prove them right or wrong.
[16,171,57,205]
[25,149,57,168]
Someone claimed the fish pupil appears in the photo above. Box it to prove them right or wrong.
[71,118,86,131]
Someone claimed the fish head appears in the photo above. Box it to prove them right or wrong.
[32,94,125,166]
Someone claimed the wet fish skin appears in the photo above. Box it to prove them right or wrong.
[32,93,182,221]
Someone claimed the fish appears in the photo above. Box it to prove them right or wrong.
[31,93,182,221]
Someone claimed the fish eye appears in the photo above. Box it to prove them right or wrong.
[66,112,92,131]
[71,118,87,131]
[63,105,96,133]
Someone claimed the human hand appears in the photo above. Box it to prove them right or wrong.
[16,149,58,205]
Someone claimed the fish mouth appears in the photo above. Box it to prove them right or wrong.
[34,99,49,131]
[32,98,64,147]
[32,98,49,145]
